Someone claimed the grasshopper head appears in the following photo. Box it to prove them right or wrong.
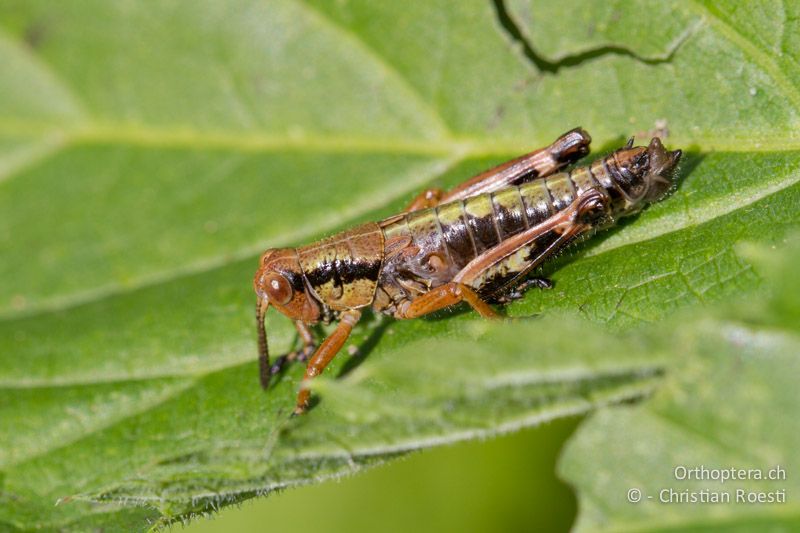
[254,248,321,323]
[610,137,682,216]
[254,248,323,384]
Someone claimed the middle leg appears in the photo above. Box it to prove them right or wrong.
[264,320,318,385]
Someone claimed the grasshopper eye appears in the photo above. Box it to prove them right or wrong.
[264,273,293,305]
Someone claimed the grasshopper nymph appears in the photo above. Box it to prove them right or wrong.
[254,129,681,414]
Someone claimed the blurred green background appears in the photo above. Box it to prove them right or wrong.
[187,418,579,533]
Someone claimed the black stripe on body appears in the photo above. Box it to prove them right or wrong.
[282,268,307,293]
[332,258,344,291]
[338,257,381,284]
[306,256,381,286]
[304,252,381,293]
[304,261,335,289]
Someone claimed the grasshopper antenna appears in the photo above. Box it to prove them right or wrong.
[256,298,271,389]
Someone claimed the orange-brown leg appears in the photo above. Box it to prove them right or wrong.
[403,128,591,213]
[439,127,591,203]
[289,320,316,362]
[398,282,500,319]
[294,309,361,415]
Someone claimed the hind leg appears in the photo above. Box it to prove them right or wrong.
[396,282,501,319]
[403,128,592,212]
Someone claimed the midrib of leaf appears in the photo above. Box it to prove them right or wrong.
[2,147,797,327]
[0,308,668,390]
[4,119,800,162]
[1,0,799,173]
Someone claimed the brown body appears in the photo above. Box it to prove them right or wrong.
[254,129,681,414]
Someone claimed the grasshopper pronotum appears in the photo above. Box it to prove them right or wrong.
[254,129,682,414]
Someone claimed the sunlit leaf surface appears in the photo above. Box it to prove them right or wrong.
[0,0,797,529]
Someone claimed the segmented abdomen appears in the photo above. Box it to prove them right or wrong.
[378,161,611,305]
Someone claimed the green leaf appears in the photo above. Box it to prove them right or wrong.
[0,0,798,530]
[559,239,800,531]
